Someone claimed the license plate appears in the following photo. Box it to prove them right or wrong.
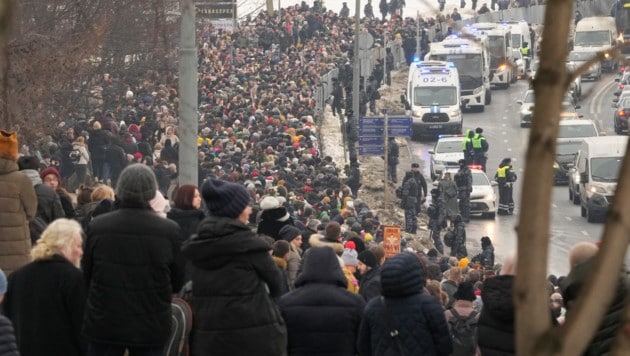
[429,124,443,129]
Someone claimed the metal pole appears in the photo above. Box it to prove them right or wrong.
[416,11,421,60]
[353,0,360,129]
[383,29,387,86]
[178,0,198,186]
[383,109,389,209]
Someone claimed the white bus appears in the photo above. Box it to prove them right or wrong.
[426,35,491,112]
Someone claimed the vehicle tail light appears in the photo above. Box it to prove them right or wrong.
[619,109,629,117]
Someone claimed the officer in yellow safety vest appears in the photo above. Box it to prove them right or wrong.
[472,127,489,172]
[495,157,517,215]
[461,129,475,165]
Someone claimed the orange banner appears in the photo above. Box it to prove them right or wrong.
[383,226,401,258]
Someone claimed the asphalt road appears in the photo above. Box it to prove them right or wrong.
[408,73,625,276]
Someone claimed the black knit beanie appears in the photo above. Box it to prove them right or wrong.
[202,178,251,219]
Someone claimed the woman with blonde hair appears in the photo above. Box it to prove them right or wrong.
[71,135,91,191]
[4,219,86,356]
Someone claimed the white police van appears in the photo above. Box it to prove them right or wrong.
[402,60,462,139]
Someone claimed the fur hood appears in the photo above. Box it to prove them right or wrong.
[308,233,343,254]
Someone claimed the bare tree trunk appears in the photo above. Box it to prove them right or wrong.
[515,0,572,354]
[517,1,630,355]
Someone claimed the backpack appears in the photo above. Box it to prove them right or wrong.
[448,309,479,356]
[164,296,193,356]
[69,149,82,163]
[444,229,455,248]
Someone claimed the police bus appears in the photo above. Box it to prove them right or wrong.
[470,22,516,89]
[426,35,491,112]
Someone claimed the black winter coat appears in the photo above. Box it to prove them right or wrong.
[278,247,365,356]
[257,207,295,240]
[358,293,452,355]
[4,255,86,356]
[82,207,182,346]
[182,216,287,356]
[0,315,18,356]
[34,183,64,223]
[359,267,382,302]
[166,207,205,283]
[477,275,516,356]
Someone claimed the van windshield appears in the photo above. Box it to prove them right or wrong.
[591,157,622,182]
[413,86,458,106]
[574,31,610,46]
[558,123,597,138]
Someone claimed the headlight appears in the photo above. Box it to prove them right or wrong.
[572,171,580,184]
[604,52,610,59]
[590,185,606,194]
[449,109,461,118]
[412,110,422,117]
[498,64,507,71]
[473,86,483,95]
[553,162,559,169]
[434,160,446,167]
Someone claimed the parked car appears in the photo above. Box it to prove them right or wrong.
[428,135,464,181]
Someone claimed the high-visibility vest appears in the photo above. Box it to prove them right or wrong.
[472,134,483,149]
[520,45,529,56]
[497,166,509,178]
[462,130,472,150]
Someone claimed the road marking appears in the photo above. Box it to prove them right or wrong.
[581,230,589,236]
[552,203,557,208]
[502,123,506,127]
[565,216,572,221]
[507,148,512,152]
[591,77,616,115]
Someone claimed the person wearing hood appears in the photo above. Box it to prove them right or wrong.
[17,156,65,243]
[278,246,365,356]
[472,236,495,269]
[82,164,183,355]
[357,252,453,355]
[495,157,517,215]
[0,130,37,276]
[182,178,287,356]
[449,214,468,260]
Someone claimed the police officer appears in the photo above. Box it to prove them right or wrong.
[472,127,489,171]
[387,137,399,183]
[401,171,419,233]
[462,129,475,165]
[385,48,395,86]
[454,159,473,222]
[428,188,447,254]
[346,156,361,197]
[411,163,427,214]
[495,157,517,215]
[331,78,344,118]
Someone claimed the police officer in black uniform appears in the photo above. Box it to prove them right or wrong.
[401,171,419,233]
[454,159,473,222]
[428,188,447,254]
